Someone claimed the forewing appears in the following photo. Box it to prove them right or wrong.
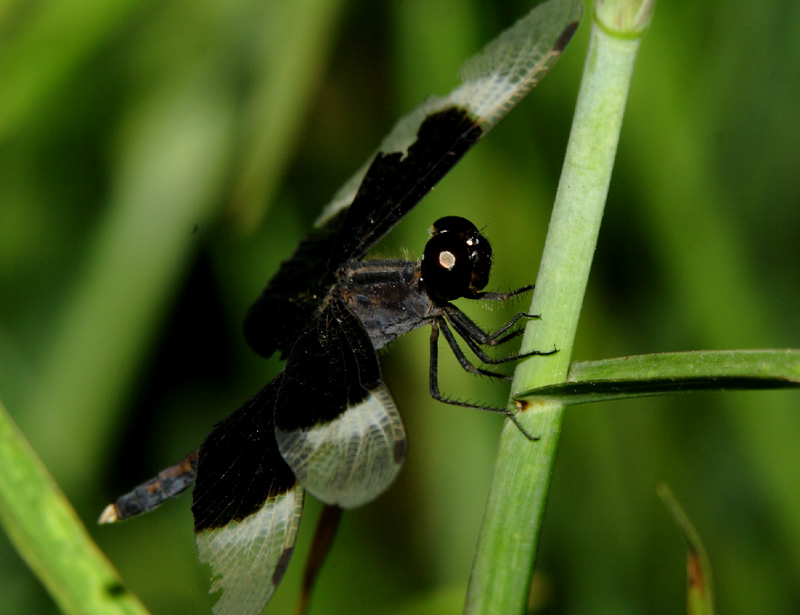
[242,0,582,359]
[319,0,583,263]
[274,298,407,509]
[192,377,304,615]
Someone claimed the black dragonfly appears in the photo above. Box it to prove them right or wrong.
[99,1,582,613]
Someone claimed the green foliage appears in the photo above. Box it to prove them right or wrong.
[1,0,799,614]
[523,350,800,403]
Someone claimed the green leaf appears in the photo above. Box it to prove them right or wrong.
[517,349,800,405]
[0,398,148,615]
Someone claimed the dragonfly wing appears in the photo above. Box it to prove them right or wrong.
[274,298,407,509]
[192,377,304,615]
[318,0,583,263]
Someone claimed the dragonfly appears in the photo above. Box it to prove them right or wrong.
[99,1,582,613]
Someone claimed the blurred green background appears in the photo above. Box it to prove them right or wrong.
[2,0,800,613]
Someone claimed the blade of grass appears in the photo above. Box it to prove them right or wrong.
[465,2,654,613]
[0,0,148,140]
[18,75,235,494]
[229,0,345,233]
[518,349,800,404]
[0,398,148,615]
[657,484,716,615]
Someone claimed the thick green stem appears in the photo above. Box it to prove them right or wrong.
[465,13,646,614]
[0,400,147,615]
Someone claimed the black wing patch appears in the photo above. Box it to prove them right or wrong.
[99,2,584,614]
[242,0,583,360]
[315,0,583,249]
[242,213,344,360]
[328,106,483,267]
[274,297,407,508]
[192,379,304,615]
[243,107,484,360]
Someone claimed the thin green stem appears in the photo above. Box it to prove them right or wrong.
[465,11,647,614]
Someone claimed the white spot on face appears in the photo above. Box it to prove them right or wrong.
[466,237,476,246]
[438,250,457,270]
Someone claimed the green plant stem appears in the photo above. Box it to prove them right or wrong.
[0,400,148,615]
[465,16,645,615]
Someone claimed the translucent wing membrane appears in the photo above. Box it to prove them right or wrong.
[192,380,304,615]
[316,0,582,231]
[454,0,582,128]
[276,382,405,509]
[274,299,407,508]
[195,489,303,615]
